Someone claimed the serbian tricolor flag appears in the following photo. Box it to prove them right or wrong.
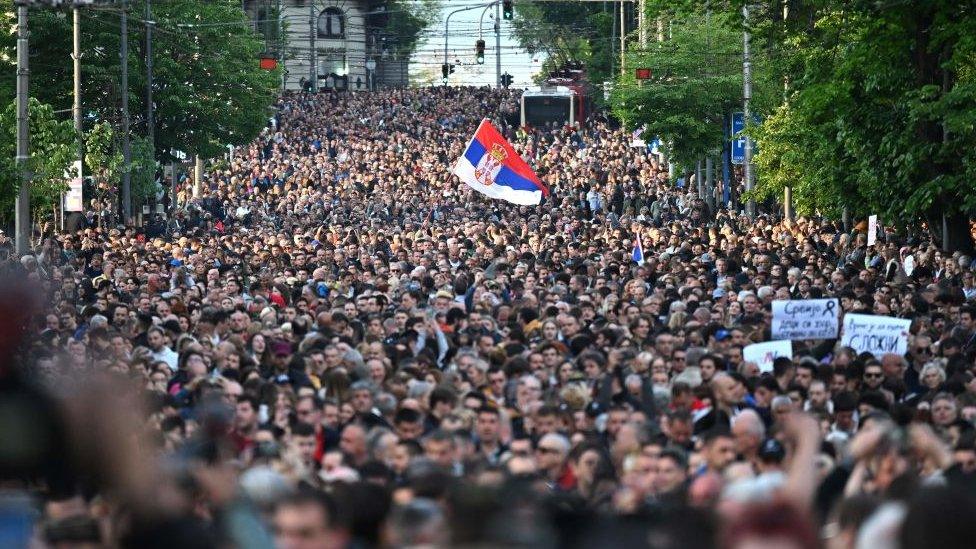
[453,119,549,205]
[632,232,645,266]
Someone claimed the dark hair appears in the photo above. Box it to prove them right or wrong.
[659,447,688,470]
[429,386,457,409]
[476,405,500,417]
[394,407,422,425]
[772,356,794,377]
[292,422,316,438]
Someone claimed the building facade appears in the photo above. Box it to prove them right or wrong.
[245,0,409,92]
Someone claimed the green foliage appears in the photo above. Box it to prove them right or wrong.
[748,0,976,250]
[84,121,121,189]
[129,134,157,203]
[610,9,774,170]
[0,99,76,226]
[510,1,617,91]
[85,122,157,203]
[384,1,441,59]
[0,0,281,160]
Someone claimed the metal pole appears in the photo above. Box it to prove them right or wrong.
[445,2,497,85]
[619,0,626,75]
[495,2,501,87]
[444,11,450,76]
[170,159,177,210]
[722,115,731,206]
[742,4,755,219]
[194,155,203,198]
[782,0,793,221]
[121,5,132,224]
[145,0,154,156]
[309,1,316,89]
[67,7,82,233]
[705,156,715,211]
[696,158,703,199]
[15,5,30,256]
[638,0,647,47]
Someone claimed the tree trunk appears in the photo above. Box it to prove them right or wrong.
[911,8,975,254]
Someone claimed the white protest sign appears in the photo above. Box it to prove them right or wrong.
[64,160,83,212]
[744,340,793,374]
[771,298,840,340]
[841,313,911,357]
[867,215,878,246]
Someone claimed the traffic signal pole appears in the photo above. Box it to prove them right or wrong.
[495,1,501,87]
[444,1,497,84]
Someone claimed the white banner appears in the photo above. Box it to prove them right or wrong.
[64,160,83,212]
[771,298,840,340]
[867,215,878,246]
[841,313,911,356]
[744,340,793,374]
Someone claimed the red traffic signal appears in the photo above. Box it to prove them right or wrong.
[635,68,652,80]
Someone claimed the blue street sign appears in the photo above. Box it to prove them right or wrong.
[731,112,745,165]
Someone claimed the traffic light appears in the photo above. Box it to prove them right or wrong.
[475,39,485,64]
[503,0,513,20]
[501,73,513,88]
[442,63,449,79]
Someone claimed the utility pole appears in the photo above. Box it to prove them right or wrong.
[194,155,203,197]
[742,4,755,219]
[67,6,82,233]
[73,6,83,184]
[619,0,626,75]
[494,1,501,88]
[309,1,316,90]
[15,5,30,255]
[782,0,793,221]
[145,0,154,156]
[121,4,132,224]
[638,0,647,47]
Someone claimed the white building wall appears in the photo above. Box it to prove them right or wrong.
[247,0,369,91]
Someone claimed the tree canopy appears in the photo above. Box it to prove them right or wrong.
[510,1,618,91]
[749,0,976,252]
[610,8,776,170]
[601,0,976,251]
[0,0,281,160]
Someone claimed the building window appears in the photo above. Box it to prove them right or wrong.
[319,49,347,77]
[318,8,344,39]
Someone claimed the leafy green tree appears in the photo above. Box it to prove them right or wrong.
[0,0,281,160]
[510,1,618,91]
[610,9,775,171]
[0,99,76,227]
[748,0,976,252]
[380,0,442,59]
[84,121,157,210]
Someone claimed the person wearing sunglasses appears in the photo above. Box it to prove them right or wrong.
[862,362,885,391]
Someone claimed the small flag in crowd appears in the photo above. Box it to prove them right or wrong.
[632,124,647,140]
[632,232,645,266]
[453,119,549,206]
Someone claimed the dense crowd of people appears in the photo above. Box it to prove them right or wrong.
[3,86,976,548]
